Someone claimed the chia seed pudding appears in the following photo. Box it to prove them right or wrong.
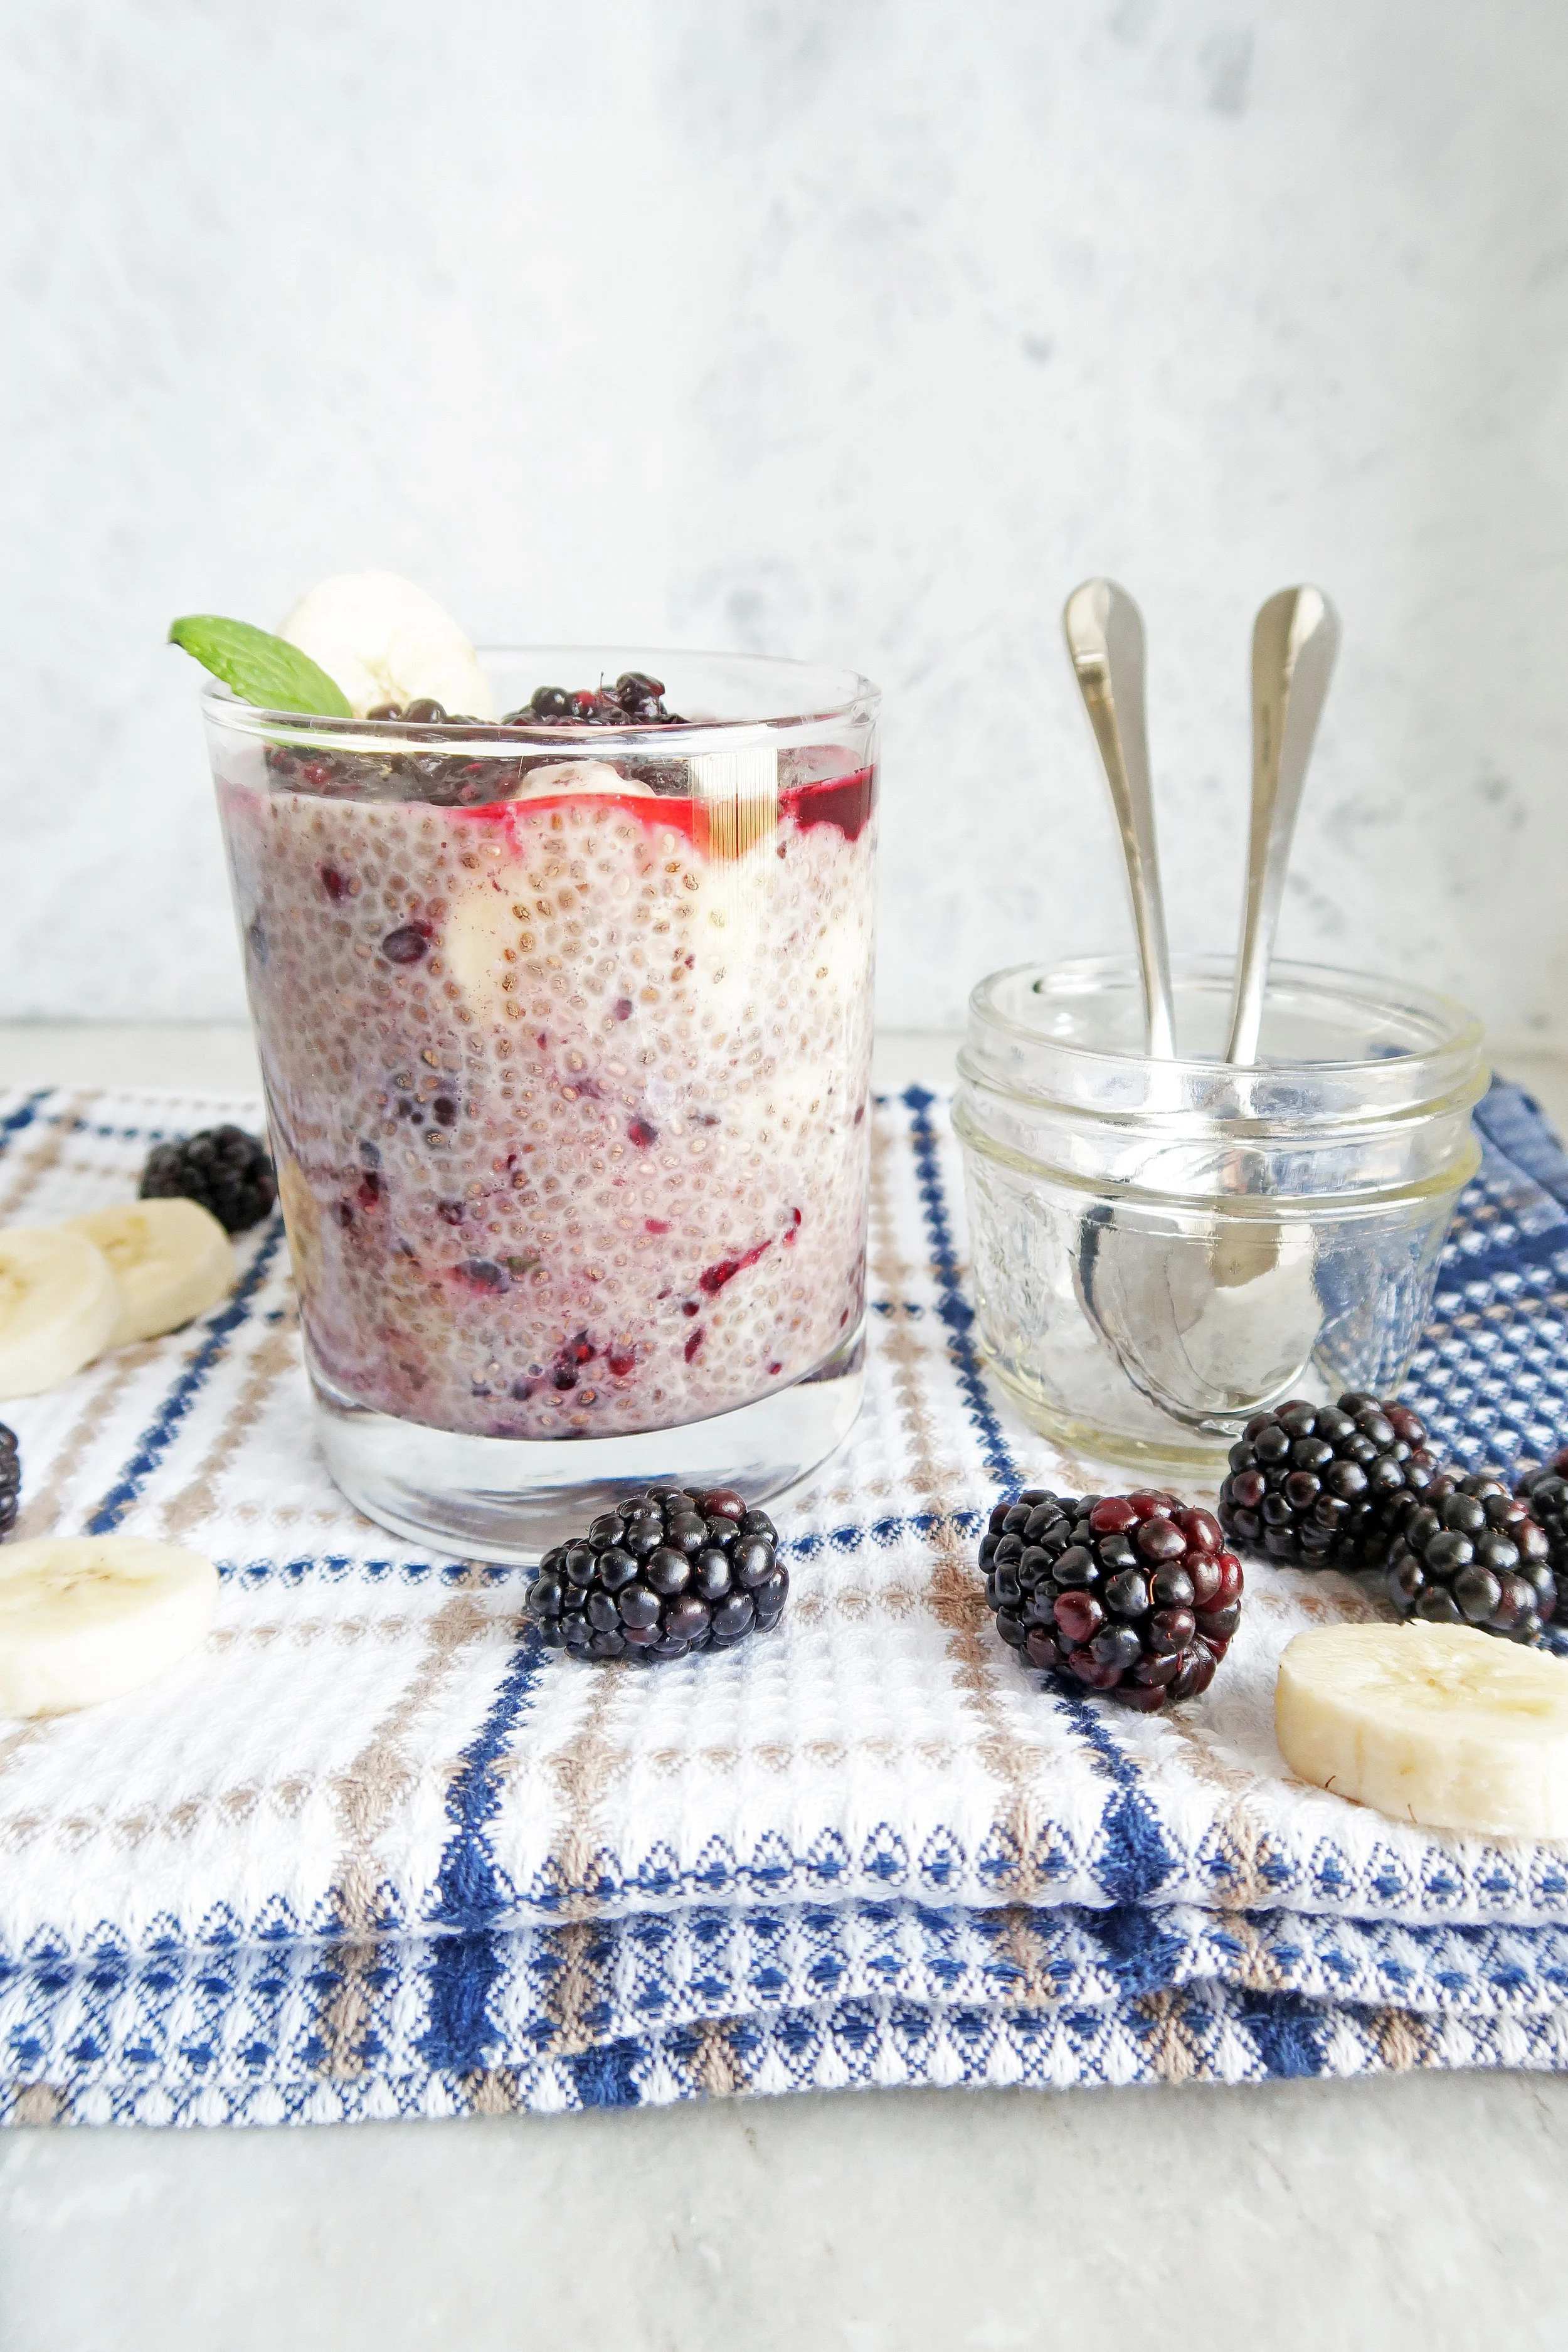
[208,658,878,1446]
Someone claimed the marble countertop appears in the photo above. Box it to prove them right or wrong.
[2,1025,1567,2352]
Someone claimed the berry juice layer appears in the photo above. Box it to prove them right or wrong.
[218,751,876,1441]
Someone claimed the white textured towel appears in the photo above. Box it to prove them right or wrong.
[1,1076,1567,2126]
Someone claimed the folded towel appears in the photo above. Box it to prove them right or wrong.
[9,1899,1568,2128]
[1,1076,1565,2127]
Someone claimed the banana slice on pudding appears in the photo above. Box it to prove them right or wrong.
[0,1535,219,1717]
[278,571,496,721]
[512,758,654,800]
[0,1227,118,1399]
[1276,1620,1568,1839]
[66,1199,235,1347]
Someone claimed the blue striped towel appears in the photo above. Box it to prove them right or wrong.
[1,1076,1566,2126]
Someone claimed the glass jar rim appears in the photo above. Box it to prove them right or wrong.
[200,643,881,753]
[967,953,1485,1083]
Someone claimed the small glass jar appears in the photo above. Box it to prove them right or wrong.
[955,955,1488,1474]
[205,647,879,1559]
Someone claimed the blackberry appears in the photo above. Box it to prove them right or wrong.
[1387,1471,1554,1643]
[1513,1459,1568,1622]
[502,672,685,729]
[364,699,444,723]
[140,1125,277,1234]
[1219,1392,1437,1570]
[979,1487,1242,1712]
[0,1422,18,1539]
[525,1485,788,1663]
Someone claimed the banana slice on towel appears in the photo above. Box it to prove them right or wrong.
[66,1199,235,1347]
[1276,1620,1568,1839]
[278,570,495,720]
[0,1227,118,1399]
[0,1535,219,1717]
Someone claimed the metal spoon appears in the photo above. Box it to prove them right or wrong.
[1063,578,1191,1433]
[1190,585,1341,1409]
[1226,586,1342,1064]
[1064,581,1338,1440]
[1062,579,1176,1059]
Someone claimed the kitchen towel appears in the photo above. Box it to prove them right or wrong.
[9,1893,1568,2127]
[2,1075,1567,2126]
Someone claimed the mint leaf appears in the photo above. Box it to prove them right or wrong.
[168,615,352,718]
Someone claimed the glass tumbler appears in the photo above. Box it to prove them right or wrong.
[204,649,879,1558]
[955,955,1488,1473]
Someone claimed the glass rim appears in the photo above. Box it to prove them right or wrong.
[199,642,881,752]
[965,953,1486,1086]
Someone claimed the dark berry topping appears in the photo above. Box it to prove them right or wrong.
[1387,1470,1553,1645]
[502,673,686,730]
[1511,1462,1568,1627]
[0,1421,18,1539]
[525,1485,787,1664]
[139,1125,276,1235]
[978,1486,1240,1710]
[1219,1391,1436,1571]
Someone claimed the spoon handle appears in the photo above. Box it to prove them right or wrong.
[1062,579,1176,1061]
[1226,586,1342,1066]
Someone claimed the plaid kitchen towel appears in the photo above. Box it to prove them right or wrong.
[9,1892,1568,2127]
[2,1074,1568,2126]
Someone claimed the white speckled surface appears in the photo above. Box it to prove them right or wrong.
[4,3,1568,1044]
[4,2075,1568,2352]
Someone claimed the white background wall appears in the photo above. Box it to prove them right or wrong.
[4,0,1567,1046]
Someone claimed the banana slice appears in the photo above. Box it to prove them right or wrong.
[0,1536,218,1717]
[0,1227,118,1399]
[278,571,496,721]
[443,882,525,1007]
[1276,1621,1568,1840]
[66,1199,235,1347]
[275,1149,323,1304]
[512,758,654,800]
